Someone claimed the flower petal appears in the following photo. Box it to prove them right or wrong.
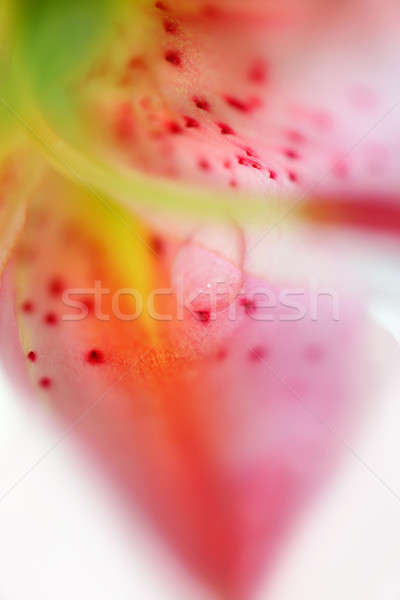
[3,168,394,598]
[11,0,400,232]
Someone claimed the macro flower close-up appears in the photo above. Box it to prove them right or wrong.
[1,2,400,599]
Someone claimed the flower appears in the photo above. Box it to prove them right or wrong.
[1,1,399,598]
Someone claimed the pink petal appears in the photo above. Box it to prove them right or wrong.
[1,169,392,598]
[17,1,400,235]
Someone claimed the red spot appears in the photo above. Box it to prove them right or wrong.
[127,56,146,70]
[163,19,178,33]
[48,277,64,297]
[248,60,268,84]
[184,116,199,128]
[268,169,277,180]
[155,1,166,9]
[27,351,37,362]
[305,344,324,363]
[196,310,210,324]
[216,348,228,361]
[284,148,300,160]
[224,95,249,113]
[193,96,210,111]
[22,300,34,314]
[82,298,95,314]
[44,312,58,326]
[223,159,231,169]
[332,158,349,180]
[198,159,211,171]
[229,179,238,188]
[240,297,256,315]
[238,156,262,169]
[286,129,306,144]
[150,235,165,255]
[217,122,235,135]
[39,377,52,389]
[86,349,105,365]
[166,121,183,134]
[114,102,135,144]
[164,50,182,66]
[248,346,268,362]
[288,170,298,182]
[243,146,258,158]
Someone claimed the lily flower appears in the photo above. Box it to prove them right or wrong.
[1,1,399,598]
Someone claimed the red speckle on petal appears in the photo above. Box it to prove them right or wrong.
[48,277,64,297]
[150,235,165,255]
[193,97,210,111]
[268,169,277,180]
[39,377,52,389]
[86,349,105,365]
[286,130,306,144]
[27,351,37,362]
[198,159,211,171]
[248,346,268,362]
[243,146,258,158]
[240,297,256,315]
[155,2,167,9]
[238,156,262,170]
[248,59,268,84]
[22,300,34,314]
[216,348,228,361]
[283,148,300,160]
[82,298,94,314]
[127,56,146,70]
[288,170,298,182]
[166,121,183,134]
[229,179,238,188]
[164,50,182,66]
[44,312,58,326]
[223,159,231,169]
[184,116,199,128]
[224,95,249,113]
[217,122,235,135]
[163,19,178,34]
[195,310,210,324]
